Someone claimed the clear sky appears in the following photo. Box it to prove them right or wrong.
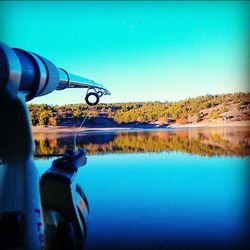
[1,1,249,104]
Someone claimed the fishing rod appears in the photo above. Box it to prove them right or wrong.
[0,42,110,106]
[0,42,110,249]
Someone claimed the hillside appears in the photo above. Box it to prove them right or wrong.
[28,92,250,128]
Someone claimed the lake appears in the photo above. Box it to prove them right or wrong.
[34,127,250,249]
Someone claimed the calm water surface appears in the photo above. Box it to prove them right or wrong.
[34,128,250,249]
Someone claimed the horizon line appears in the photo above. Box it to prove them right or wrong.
[28,91,249,106]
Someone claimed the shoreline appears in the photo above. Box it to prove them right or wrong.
[170,120,250,128]
[32,120,250,133]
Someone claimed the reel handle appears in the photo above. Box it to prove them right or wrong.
[40,148,89,250]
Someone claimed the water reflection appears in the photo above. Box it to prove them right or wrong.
[34,128,250,249]
[33,127,250,157]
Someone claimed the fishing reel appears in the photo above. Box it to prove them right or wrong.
[40,148,89,250]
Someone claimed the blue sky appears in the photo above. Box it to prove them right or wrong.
[1,1,249,104]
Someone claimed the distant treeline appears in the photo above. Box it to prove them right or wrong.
[28,92,250,126]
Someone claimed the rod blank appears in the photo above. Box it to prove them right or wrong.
[0,42,110,103]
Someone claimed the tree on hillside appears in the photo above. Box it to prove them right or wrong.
[48,116,58,126]
[29,111,38,125]
[39,110,53,126]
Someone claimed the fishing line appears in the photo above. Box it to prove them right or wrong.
[73,101,98,149]
[73,115,88,149]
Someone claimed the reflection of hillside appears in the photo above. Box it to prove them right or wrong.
[33,128,250,157]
